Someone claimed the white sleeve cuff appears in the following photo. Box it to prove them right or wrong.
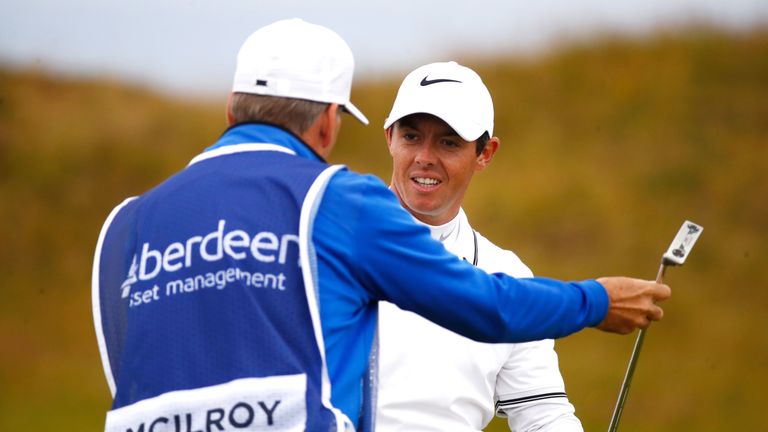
[497,396,583,432]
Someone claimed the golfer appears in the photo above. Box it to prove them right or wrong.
[377,61,582,431]
[92,19,670,432]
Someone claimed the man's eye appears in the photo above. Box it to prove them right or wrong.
[403,133,418,141]
[442,139,459,147]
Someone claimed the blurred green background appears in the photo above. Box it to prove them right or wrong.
[1,26,766,431]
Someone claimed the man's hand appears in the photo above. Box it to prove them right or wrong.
[595,277,671,334]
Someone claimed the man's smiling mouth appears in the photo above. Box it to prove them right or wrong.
[412,177,441,187]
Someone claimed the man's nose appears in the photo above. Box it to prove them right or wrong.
[414,142,437,166]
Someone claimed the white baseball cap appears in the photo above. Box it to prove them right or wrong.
[383,61,493,141]
[232,18,369,125]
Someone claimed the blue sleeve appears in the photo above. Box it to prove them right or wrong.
[312,171,608,421]
[317,171,608,342]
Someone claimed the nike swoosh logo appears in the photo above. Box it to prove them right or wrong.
[420,76,462,86]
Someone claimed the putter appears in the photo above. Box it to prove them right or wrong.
[607,220,703,432]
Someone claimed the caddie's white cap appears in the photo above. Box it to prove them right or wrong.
[232,18,369,125]
[383,61,493,141]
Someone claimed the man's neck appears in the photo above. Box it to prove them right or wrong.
[415,210,463,243]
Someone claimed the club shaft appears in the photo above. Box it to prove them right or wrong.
[607,263,666,432]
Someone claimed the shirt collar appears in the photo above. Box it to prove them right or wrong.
[419,209,474,260]
[424,210,462,243]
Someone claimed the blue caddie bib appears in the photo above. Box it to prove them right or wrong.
[93,141,350,432]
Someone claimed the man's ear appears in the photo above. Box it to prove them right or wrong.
[385,126,394,155]
[309,103,341,158]
[226,92,235,126]
[300,103,340,158]
[475,137,500,171]
[319,103,341,149]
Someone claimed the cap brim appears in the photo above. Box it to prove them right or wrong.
[383,108,484,142]
[344,101,369,125]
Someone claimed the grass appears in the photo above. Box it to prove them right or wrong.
[1,25,766,430]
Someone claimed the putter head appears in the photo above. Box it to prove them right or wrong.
[662,220,703,266]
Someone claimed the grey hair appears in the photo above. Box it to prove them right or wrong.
[229,93,328,135]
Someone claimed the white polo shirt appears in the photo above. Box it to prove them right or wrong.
[376,209,583,431]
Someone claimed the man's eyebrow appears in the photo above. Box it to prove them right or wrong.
[396,118,418,130]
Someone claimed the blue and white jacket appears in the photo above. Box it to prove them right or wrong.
[93,123,608,431]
